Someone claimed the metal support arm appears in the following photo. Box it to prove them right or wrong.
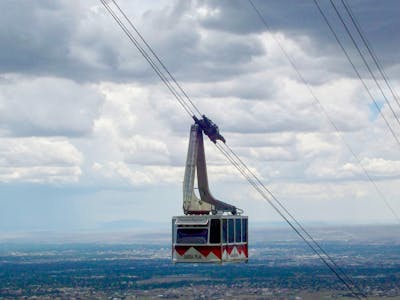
[183,123,237,215]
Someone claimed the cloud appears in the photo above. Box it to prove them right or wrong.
[343,157,400,179]
[0,76,104,137]
[122,135,170,165]
[0,137,83,183]
[1,0,399,85]
[81,78,400,189]
[1,0,400,226]
[0,0,151,82]
[92,161,182,186]
[0,1,81,76]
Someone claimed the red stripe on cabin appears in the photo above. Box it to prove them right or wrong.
[222,245,248,258]
[175,246,190,256]
[226,245,234,255]
[174,245,222,259]
[211,246,222,259]
[197,246,213,257]
[237,245,248,257]
[196,246,222,259]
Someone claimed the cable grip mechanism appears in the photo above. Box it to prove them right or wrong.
[193,115,226,144]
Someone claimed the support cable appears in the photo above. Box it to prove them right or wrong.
[222,142,368,295]
[100,0,196,118]
[110,0,203,117]
[329,0,400,130]
[312,0,400,148]
[216,143,365,299]
[101,1,367,297]
[248,0,400,224]
[341,0,400,111]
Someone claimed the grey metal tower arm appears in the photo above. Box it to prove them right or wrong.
[183,124,237,215]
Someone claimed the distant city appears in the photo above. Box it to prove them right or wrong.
[1,224,400,299]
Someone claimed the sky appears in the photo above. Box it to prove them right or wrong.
[1,0,400,233]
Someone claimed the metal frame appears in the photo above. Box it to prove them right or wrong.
[183,124,237,215]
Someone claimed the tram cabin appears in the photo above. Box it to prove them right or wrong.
[172,215,248,263]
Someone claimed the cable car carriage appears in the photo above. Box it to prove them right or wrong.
[172,215,248,263]
[172,116,248,263]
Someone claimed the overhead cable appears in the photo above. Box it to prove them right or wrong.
[312,0,400,148]
[329,0,400,130]
[216,142,366,299]
[110,0,202,117]
[101,1,366,297]
[341,0,400,111]
[247,0,400,224]
[100,0,196,118]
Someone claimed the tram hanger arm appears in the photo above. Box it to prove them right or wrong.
[193,115,226,144]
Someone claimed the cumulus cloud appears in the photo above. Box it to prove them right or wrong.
[344,157,400,179]
[1,0,400,226]
[0,0,154,82]
[92,161,183,186]
[0,76,104,137]
[0,137,83,183]
[196,0,400,76]
[1,0,399,84]
[122,135,170,165]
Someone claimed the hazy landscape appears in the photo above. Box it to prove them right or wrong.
[1,224,400,299]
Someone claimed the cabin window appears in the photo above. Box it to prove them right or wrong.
[210,219,221,244]
[242,218,248,242]
[235,219,242,242]
[228,219,234,243]
[222,219,227,243]
[176,228,208,244]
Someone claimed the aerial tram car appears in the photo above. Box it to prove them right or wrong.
[172,116,248,263]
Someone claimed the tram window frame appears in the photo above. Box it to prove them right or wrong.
[209,219,221,244]
[222,219,227,243]
[242,218,248,242]
[176,228,208,244]
[228,219,234,243]
[235,218,241,243]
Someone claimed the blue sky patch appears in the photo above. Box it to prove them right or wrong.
[369,99,384,121]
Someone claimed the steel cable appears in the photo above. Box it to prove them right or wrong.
[216,143,365,299]
[110,0,203,117]
[248,0,400,225]
[329,0,400,130]
[312,0,400,148]
[100,0,195,118]
[101,1,367,297]
[341,0,400,112]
